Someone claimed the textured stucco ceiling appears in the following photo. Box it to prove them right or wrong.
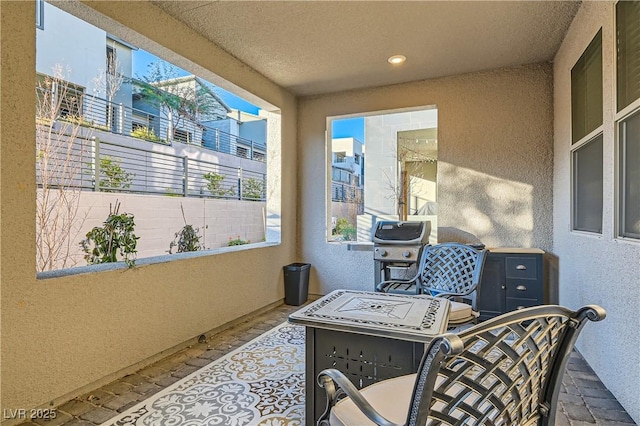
[151,1,581,96]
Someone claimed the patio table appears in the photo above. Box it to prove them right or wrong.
[288,289,450,425]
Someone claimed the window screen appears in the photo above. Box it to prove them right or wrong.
[573,134,603,233]
[619,110,640,238]
[617,1,640,112]
[571,30,602,144]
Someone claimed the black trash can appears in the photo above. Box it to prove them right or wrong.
[283,263,311,306]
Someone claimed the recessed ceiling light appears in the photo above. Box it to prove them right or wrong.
[387,55,406,65]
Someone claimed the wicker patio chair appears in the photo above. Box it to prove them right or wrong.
[317,304,606,426]
[377,243,487,325]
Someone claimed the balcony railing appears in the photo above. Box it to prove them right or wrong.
[331,181,363,206]
[37,86,267,163]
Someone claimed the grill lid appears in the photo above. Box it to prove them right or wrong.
[373,220,431,244]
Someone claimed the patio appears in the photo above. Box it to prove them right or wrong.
[13,302,636,426]
[1,1,639,425]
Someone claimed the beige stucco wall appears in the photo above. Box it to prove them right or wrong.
[298,63,554,295]
[1,0,297,414]
[553,2,640,422]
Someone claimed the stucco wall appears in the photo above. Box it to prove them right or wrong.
[1,0,296,414]
[298,64,554,296]
[552,2,640,422]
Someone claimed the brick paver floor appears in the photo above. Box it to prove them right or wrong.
[15,302,637,426]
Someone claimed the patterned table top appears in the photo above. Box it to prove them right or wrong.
[288,290,450,342]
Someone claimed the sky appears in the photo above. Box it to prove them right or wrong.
[134,50,365,140]
[332,117,365,142]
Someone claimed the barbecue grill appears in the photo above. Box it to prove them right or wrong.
[373,220,431,294]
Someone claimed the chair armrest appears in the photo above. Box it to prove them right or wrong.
[376,278,418,293]
[317,369,402,426]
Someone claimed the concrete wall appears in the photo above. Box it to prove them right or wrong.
[1,0,296,415]
[38,191,267,270]
[552,2,640,422]
[299,63,554,294]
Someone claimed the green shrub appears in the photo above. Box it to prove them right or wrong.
[80,201,139,267]
[335,217,357,241]
[99,156,133,192]
[342,224,357,241]
[169,224,204,253]
[228,235,250,246]
[242,177,264,200]
[203,172,235,197]
[130,126,163,143]
[169,204,205,253]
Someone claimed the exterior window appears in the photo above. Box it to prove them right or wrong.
[571,29,602,144]
[616,1,640,240]
[573,134,603,234]
[36,0,44,29]
[34,2,279,274]
[616,1,640,112]
[619,109,640,239]
[571,29,603,234]
[236,146,249,158]
[106,46,116,75]
[173,129,193,144]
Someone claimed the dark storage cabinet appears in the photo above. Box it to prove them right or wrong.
[478,249,556,321]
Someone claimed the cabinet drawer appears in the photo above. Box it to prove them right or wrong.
[505,257,538,280]
[506,280,542,300]
[506,297,539,312]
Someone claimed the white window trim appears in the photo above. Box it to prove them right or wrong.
[570,130,605,235]
[614,106,640,242]
[613,1,640,242]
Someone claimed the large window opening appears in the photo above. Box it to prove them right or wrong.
[327,107,438,243]
[35,1,281,274]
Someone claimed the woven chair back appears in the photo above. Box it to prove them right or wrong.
[407,305,606,426]
[419,243,486,297]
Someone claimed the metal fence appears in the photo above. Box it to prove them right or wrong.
[36,130,266,201]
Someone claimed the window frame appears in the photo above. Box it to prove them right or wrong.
[616,109,640,240]
[614,0,640,242]
[570,29,604,235]
[35,0,44,30]
[571,29,603,145]
[35,1,282,277]
[571,132,604,235]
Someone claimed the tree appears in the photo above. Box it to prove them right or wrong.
[383,140,435,221]
[136,62,220,142]
[92,52,124,132]
[36,65,91,272]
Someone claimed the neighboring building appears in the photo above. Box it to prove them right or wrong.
[36,0,135,131]
[330,137,364,237]
[132,75,231,145]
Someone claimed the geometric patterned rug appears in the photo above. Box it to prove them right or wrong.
[100,323,306,426]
